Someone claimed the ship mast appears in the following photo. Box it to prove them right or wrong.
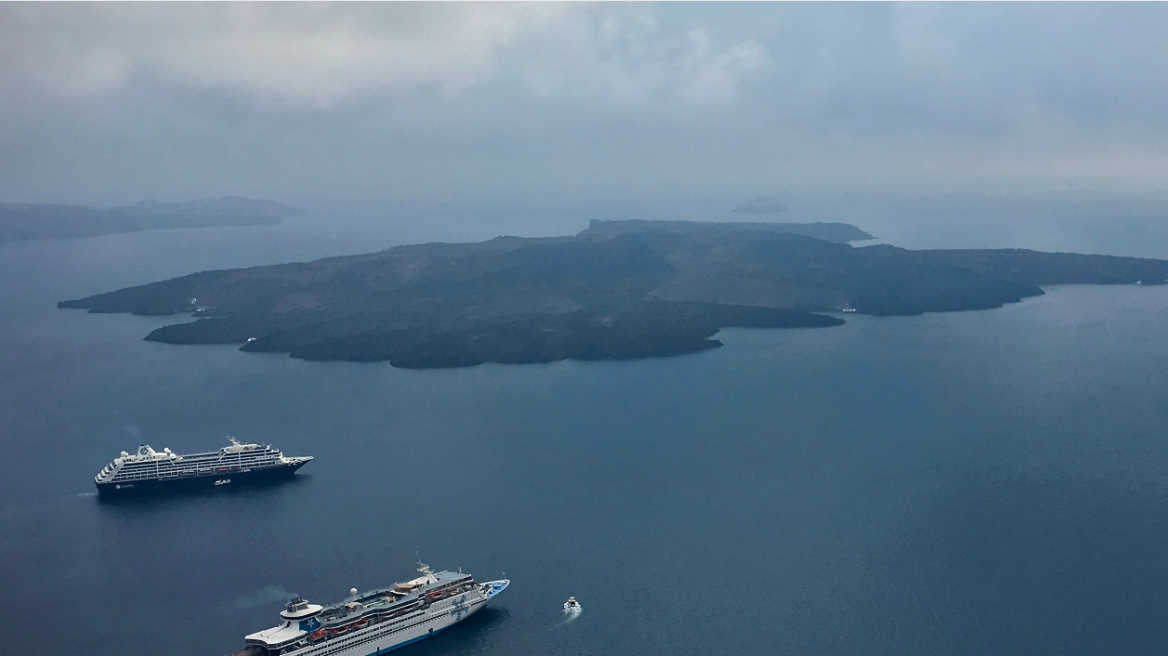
[416,553,438,584]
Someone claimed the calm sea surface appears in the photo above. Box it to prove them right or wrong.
[2,197,1168,656]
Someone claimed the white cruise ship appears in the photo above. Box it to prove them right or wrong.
[228,562,508,656]
[95,437,312,497]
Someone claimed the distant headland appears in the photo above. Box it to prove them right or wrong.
[0,196,298,242]
[59,219,1168,369]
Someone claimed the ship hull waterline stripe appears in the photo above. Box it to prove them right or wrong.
[364,625,446,656]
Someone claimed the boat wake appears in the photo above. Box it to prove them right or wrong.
[550,603,582,629]
[76,492,97,499]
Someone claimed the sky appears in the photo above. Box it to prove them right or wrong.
[2,2,1167,206]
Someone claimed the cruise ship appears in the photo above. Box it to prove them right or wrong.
[94,437,312,497]
[229,563,509,656]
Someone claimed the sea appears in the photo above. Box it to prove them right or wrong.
[2,193,1168,656]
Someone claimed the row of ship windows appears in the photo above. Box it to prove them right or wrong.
[124,452,274,464]
[296,597,471,653]
[110,466,275,481]
[118,459,275,470]
[117,457,275,471]
[119,465,268,474]
[295,614,433,655]
[296,603,477,656]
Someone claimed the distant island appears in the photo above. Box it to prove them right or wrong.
[59,219,1168,368]
[733,197,790,215]
[0,196,298,242]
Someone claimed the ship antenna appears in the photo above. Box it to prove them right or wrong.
[416,552,435,582]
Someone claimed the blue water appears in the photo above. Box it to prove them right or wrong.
[2,197,1168,656]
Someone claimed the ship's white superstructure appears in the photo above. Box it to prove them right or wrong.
[229,562,508,656]
[94,437,312,496]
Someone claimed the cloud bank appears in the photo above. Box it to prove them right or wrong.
[1,3,1165,204]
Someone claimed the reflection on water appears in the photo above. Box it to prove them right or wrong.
[409,608,512,656]
[550,603,583,630]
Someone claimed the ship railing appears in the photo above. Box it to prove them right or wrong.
[108,461,290,482]
[305,603,435,647]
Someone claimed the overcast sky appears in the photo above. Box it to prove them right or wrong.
[2,2,1167,206]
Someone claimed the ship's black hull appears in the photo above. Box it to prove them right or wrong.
[95,462,307,498]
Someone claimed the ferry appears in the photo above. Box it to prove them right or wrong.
[94,437,312,497]
[228,562,509,656]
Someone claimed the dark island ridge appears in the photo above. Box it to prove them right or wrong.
[59,219,1168,369]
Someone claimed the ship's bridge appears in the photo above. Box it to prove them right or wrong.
[222,436,265,454]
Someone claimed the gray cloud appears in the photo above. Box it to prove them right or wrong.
[0,4,764,110]
[1,3,1165,205]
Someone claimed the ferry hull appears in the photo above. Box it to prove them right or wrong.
[312,597,486,656]
[95,462,307,498]
[280,581,508,656]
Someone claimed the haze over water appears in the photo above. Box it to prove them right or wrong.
[3,196,1168,656]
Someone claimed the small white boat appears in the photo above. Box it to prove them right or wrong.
[564,596,581,612]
